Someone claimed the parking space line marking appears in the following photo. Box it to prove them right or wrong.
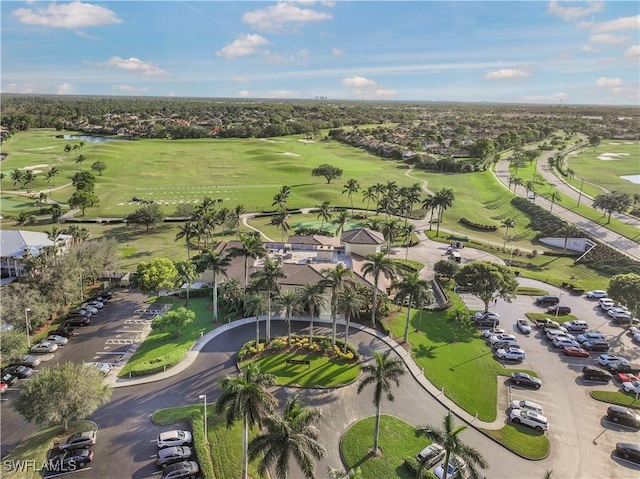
[45,466,92,478]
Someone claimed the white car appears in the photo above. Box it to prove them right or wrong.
[474,311,500,321]
[415,444,445,468]
[482,328,505,339]
[488,334,518,346]
[546,329,574,341]
[157,430,193,449]
[81,306,99,315]
[597,354,630,367]
[44,335,69,346]
[598,298,615,310]
[608,307,630,318]
[622,380,640,394]
[509,400,543,414]
[496,347,525,361]
[552,337,580,349]
[562,320,589,332]
[577,331,605,343]
[83,362,112,376]
[586,290,607,299]
[632,332,640,343]
[509,409,549,432]
[30,341,59,354]
[88,300,104,309]
[434,456,467,479]
[516,319,532,335]
[628,326,640,336]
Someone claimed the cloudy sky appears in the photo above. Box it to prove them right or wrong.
[1,1,638,104]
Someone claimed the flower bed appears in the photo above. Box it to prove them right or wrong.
[238,335,359,363]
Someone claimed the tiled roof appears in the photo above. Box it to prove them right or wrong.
[341,228,384,245]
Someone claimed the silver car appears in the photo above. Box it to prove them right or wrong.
[157,446,193,468]
[30,341,59,354]
[45,335,69,346]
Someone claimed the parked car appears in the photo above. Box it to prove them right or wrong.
[612,315,639,325]
[69,308,93,317]
[622,380,640,394]
[547,305,571,315]
[545,329,573,341]
[80,305,99,315]
[415,444,445,469]
[552,336,580,349]
[509,409,549,432]
[615,443,640,464]
[65,317,91,327]
[0,382,8,394]
[617,372,638,383]
[582,340,610,352]
[58,431,97,451]
[509,399,543,414]
[597,354,630,368]
[632,332,640,343]
[534,318,562,330]
[577,332,605,343]
[607,406,640,428]
[83,362,112,376]
[488,334,517,346]
[535,295,559,306]
[161,461,199,479]
[562,320,588,332]
[491,341,520,352]
[582,365,612,383]
[516,319,532,335]
[1,372,18,387]
[598,298,615,310]
[607,306,630,318]
[30,341,59,354]
[44,335,69,346]
[586,290,607,298]
[510,372,541,389]
[88,300,104,309]
[47,448,93,471]
[434,456,467,479]
[157,446,193,468]
[495,347,525,362]
[49,326,77,338]
[157,430,193,449]
[474,311,500,321]
[9,354,41,368]
[563,346,590,358]
[606,361,640,374]
[627,326,640,336]
[3,365,34,379]
[482,328,505,339]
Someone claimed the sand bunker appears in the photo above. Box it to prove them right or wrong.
[282,152,301,157]
[25,147,55,151]
[596,153,630,161]
[21,164,50,170]
[298,139,315,143]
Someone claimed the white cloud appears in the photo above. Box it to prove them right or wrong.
[596,77,622,87]
[332,48,344,56]
[483,69,530,80]
[56,83,73,95]
[239,90,250,97]
[547,1,604,22]
[581,44,598,53]
[112,85,150,95]
[265,89,301,98]
[242,2,332,32]
[233,76,250,83]
[13,1,121,29]
[592,15,640,32]
[369,87,397,99]
[297,49,310,58]
[94,57,166,76]
[341,76,377,88]
[624,45,640,58]
[521,92,567,103]
[588,33,629,44]
[216,34,269,59]
[2,82,42,94]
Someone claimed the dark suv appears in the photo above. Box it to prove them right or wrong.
[535,295,560,306]
[607,406,640,428]
[582,365,612,382]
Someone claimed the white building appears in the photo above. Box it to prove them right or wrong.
[0,230,72,278]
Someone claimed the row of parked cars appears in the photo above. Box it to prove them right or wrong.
[155,429,199,478]
[44,430,97,473]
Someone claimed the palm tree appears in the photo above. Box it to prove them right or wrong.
[381,219,400,255]
[197,249,231,322]
[402,223,417,260]
[251,257,285,343]
[362,186,377,217]
[215,364,277,479]
[11,169,24,194]
[276,289,303,345]
[421,194,437,231]
[46,167,59,192]
[501,218,515,249]
[316,201,332,232]
[75,154,87,165]
[245,292,268,349]
[338,285,364,352]
[549,191,561,213]
[434,188,454,236]
[342,179,360,215]
[333,210,350,237]
[393,272,431,343]
[525,181,535,198]
[64,144,72,156]
[298,282,327,344]
[356,350,406,455]
[512,177,523,194]
[248,394,326,479]
[231,204,246,233]
[361,253,397,328]
[271,210,291,243]
[229,232,267,303]
[35,192,49,213]
[175,221,199,259]
[50,204,62,224]
[415,412,488,479]
[321,264,353,346]
[633,193,640,209]
[175,260,197,306]
[558,224,581,254]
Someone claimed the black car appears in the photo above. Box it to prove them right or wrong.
[3,365,34,379]
[47,448,93,471]
[509,372,542,389]
[1,372,18,387]
[50,326,78,338]
[582,365,612,382]
[535,295,559,306]
[65,317,91,327]
[582,340,610,352]
[615,443,640,464]
[607,406,640,428]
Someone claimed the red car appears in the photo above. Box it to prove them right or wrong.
[0,382,8,394]
[617,372,639,383]
[563,346,590,358]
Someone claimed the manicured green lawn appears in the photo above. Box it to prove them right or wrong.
[341,415,431,479]
[118,298,217,378]
[590,391,640,409]
[240,352,361,388]
[482,423,549,459]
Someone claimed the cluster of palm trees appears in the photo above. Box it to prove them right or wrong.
[421,187,455,236]
[271,186,292,242]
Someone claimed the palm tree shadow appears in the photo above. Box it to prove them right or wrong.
[413,343,438,359]
[352,452,375,468]
[449,350,492,371]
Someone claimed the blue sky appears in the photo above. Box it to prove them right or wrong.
[2,1,638,104]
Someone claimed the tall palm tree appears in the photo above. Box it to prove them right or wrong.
[229,232,267,303]
[248,394,326,479]
[321,264,353,346]
[35,192,49,213]
[381,219,401,255]
[525,181,535,198]
[298,282,327,344]
[361,253,397,328]
[276,289,304,345]
[251,257,285,343]
[402,223,417,260]
[197,249,231,322]
[46,167,59,192]
[356,350,406,455]
[338,285,365,352]
[11,169,24,194]
[558,224,581,254]
[512,177,523,194]
[362,186,377,217]
[434,188,455,236]
[316,201,333,232]
[421,194,437,231]
[501,218,515,249]
[549,191,561,213]
[342,178,360,216]
[415,412,488,479]
[271,210,291,243]
[216,364,277,479]
[245,292,268,349]
[175,260,197,306]
[333,210,350,238]
[393,272,431,343]
[231,204,246,233]
[175,221,199,259]
[50,204,62,224]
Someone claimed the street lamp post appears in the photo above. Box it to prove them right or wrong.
[25,308,32,347]
[555,293,563,319]
[199,394,208,445]
[577,178,585,207]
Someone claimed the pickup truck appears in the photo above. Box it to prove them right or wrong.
[534,318,562,330]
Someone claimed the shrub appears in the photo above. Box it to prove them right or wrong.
[459,217,497,231]
[270,338,285,350]
[404,457,438,479]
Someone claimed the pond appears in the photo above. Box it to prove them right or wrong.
[59,134,115,142]
[620,174,640,185]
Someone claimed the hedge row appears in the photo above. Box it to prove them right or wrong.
[510,197,568,237]
[404,457,438,479]
[459,217,497,231]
